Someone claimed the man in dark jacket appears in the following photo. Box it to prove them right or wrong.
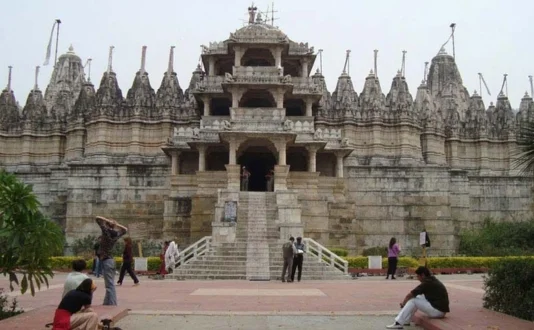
[281,237,296,282]
[386,266,450,329]
[291,237,306,282]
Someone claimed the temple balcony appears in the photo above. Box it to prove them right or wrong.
[193,76,225,94]
[291,77,323,96]
[232,66,283,77]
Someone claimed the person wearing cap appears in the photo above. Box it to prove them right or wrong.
[281,237,297,282]
[241,166,250,191]
[386,266,450,329]
[291,237,306,282]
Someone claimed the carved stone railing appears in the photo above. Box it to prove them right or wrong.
[288,42,314,55]
[194,76,224,93]
[285,116,314,133]
[313,127,342,140]
[172,236,212,270]
[230,75,288,85]
[291,77,322,95]
[303,238,348,274]
[204,41,227,54]
[231,107,285,121]
[200,116,231,130]
[232,66,282,77]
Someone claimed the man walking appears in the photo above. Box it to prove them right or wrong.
[291,236,306,282]
[95,216,127,306]
[281,237,297,282]
[386,266,450,329]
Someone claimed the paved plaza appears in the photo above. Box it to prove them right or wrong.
[0,273,531,329]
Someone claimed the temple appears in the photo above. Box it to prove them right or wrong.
[0,8,533,265]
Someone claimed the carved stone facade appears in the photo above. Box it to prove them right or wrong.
[0,13,532,255]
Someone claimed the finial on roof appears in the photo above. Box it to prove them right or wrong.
[107,46,114,74]
[524,91,531,98]
[67,45,75,54]
[498,91,506,98]
[472,90,478,96]
[248,3,258,24]
[373,49,378,78]
[34,66,40,90]
[6,65,12,92]
[168,46,175,74]
[396,70,402,77]
[342,50,351,75]
[490,101,494,106]
[423,61,429,84]
[140,46,147,74]
[438,47,447,55]
[401,50,407,77]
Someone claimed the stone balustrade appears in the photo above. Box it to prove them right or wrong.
[231,107,285,121]
[233,66,282,77]
[313,127,342,140]
[194,76,224,93]
[285,116,314,133]
[291,77,322,95]
[201,116,232,130]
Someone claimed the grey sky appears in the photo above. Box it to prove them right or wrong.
[0,0,532,108]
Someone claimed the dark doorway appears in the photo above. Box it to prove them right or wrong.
[238,148,277,192]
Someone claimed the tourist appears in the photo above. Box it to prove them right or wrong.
[53,278,98,330]
[265,168,274,191]
[165,241,180,273]
[386,266,450,329]
[117,237,140,286]
[95,216,128,306]
[241,166,250,191]
[281,237,297,282]
[91,236,102,278]
[159,241,170,277]
[62,259,89,298]
[291,236,306,282]
[386,237,401,280]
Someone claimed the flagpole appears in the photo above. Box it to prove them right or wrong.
[53,19,62,67]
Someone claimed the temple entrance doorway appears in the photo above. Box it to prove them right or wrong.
[238,139,277,192]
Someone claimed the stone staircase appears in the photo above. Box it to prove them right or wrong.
[169,191,349,280]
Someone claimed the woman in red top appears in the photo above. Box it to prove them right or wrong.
[53,278,98,330]
[117,237,140,285]
[159,241,170,277]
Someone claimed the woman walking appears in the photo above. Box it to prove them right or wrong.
[386,237,401,280]
[117,237,140,286]
[159,241,170,277]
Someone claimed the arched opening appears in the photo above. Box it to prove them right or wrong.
[239,89,276,108]
[287,147,308,171]
[179,152,199,174]
[206,146,229,171]
[284,98,305,116]
[316,153,336,177]
[282,60,300,76]
[216,57,233,76]
[238,139,277,192]
[241,48,275,67]
[211,97,231,116]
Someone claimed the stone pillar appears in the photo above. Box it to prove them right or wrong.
[305,97,313,117]
[225,164,241,191]
[234,46,244,66]
[274,165,290,191]
[275,48,282,68]
[277,140,287,165]
[208,57,215,76]
[231,88,244,108]
[336,154,344,178]
[171,151,180,175]
[229,139,237,165]
[306,146,317,172]
[301,58,309,77]
[202,96,211,116]
[274,89,284,109]
[198,145,207,171]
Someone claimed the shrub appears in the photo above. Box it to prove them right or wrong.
[459,218,534,256]
[49,257,162,272]
[328,248,348,257]
[483,258,534,321]
[69,235,162,258]
[362,246,388,258]
[0,289,23,320]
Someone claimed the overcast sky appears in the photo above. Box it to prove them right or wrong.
[0,0,532,108]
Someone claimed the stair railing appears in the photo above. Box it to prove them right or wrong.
[173,236,212,271]
[303,238,348,274]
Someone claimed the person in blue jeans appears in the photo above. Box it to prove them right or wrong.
[95,216,127,306]
[92,236,102,277]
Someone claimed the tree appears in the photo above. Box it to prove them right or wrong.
[513,120,534,175]
[0,170,64,296]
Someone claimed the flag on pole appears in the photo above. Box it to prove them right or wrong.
[43,20,59,66]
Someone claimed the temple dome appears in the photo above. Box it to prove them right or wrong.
[228,23,288,43]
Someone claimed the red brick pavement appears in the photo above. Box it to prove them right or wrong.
[1,274,532,329]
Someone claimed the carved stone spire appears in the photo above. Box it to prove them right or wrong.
[489,92,515,139]
[184,64,204,109]
[95,70,123,117]
[44,45,86,118]
[464,88,488,138]
[157,46,184,111]
[359,70,386,112]
[0,71,20,131]
[72,82,96,121]
[331,70,358,112]
[386,70,413,112]
[517,91,534,124]
[414,79,440,130]
[312,69,331,114]
[22,87,47,126]
[126,46,156,116]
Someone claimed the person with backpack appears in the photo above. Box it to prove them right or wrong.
[281,237,297,282]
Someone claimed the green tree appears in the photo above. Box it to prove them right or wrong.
[0,170,64,296]
[513,120,534,175]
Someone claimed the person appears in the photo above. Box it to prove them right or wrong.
[92,236,102,278]
[62,259,89,298]
[117,237,140,286]
[241,166,250,191]
[281,237,297,282]
[386,237,401,280]
[386,266,450,329]
[158,241,170,277]
[95,216,127,306]
[291,236,306,282]
[265,169,274,192]
[165,241,180,273]
[53,278,98,330]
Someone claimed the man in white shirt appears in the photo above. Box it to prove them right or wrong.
[62,259,89,298]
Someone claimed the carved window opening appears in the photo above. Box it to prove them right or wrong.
[241,48,275,67]
[316,153,336,177]
[282,60,299,76]
[238,141,277,192]
[206,145,229,171]
[287,147,308,172]
[239,89,276,108]
[284,98,305,116]
[211,97,231,116]
[216,58,234,76]
[179,152,199,174]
